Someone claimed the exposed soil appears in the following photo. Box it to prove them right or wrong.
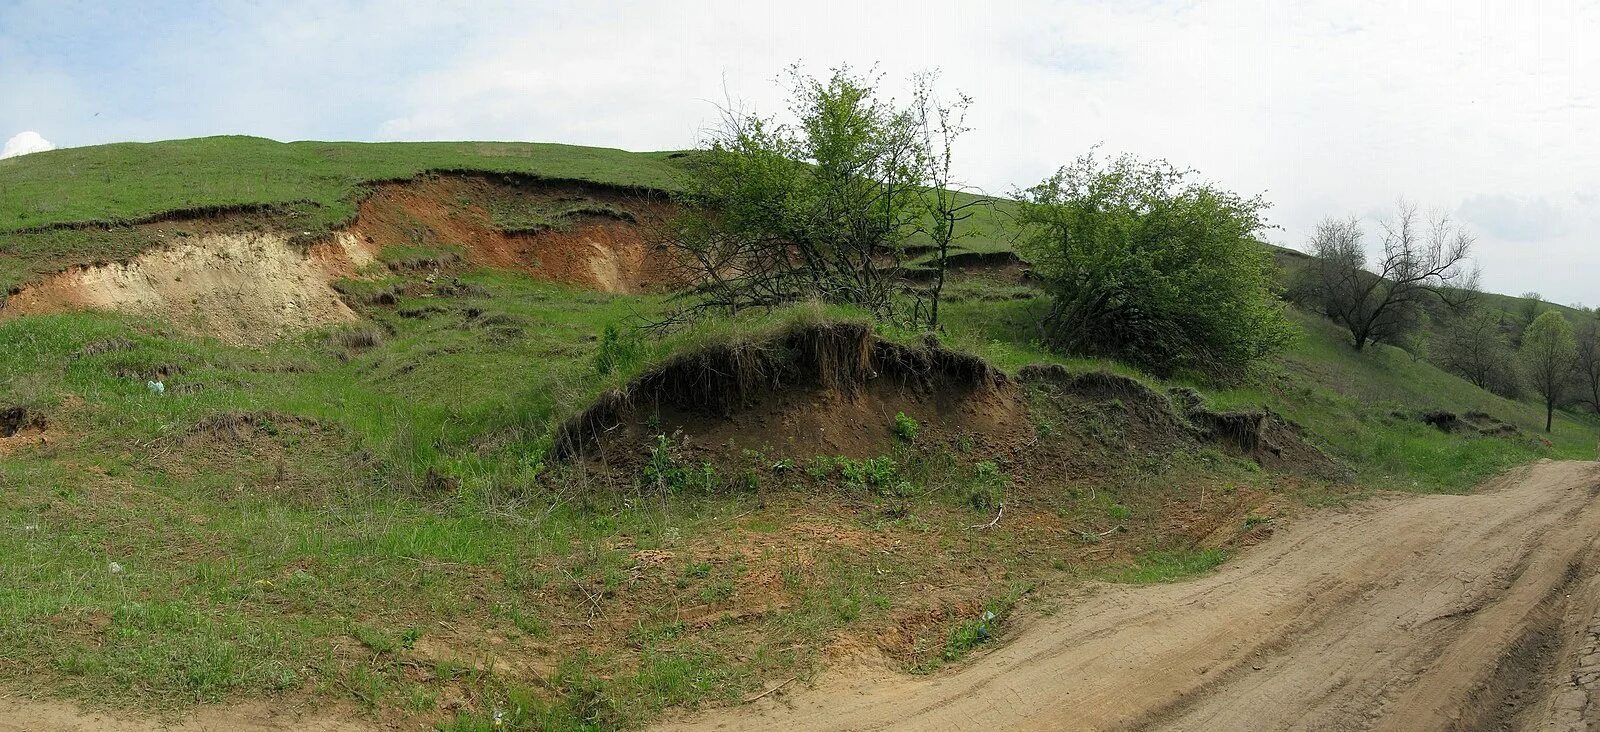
[0,697,369,732]
[902,250,1031,286]
[553,323,1029,466]
[657,460,1600,732]
[348,174,679,294]
[0,406,39,438]
[0,174,680,343]
[0,230,374,345]
[0,406,52,457]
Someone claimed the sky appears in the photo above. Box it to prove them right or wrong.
[2,0,1596,305]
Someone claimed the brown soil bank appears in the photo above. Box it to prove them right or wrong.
[658,460,1600,732]
[349,173,679,294]
[0,174,680,344]
[553,324,1342,485]
[553,322,1030,464]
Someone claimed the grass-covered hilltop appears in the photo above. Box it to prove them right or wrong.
[2,68,1596,731]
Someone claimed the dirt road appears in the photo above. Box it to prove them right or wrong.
[661,460,1600,732]
[7,461,1598,732]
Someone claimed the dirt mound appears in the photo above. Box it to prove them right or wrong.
[553,323,1027,463]
[557,339,1343,482]
[1415,409,1522,437]
[349,174,679,294]
[902,250,1030,284]
[187,411,325,443]
[0,405,52,456]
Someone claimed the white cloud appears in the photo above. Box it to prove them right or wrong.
[2,0,1598,302]
[0,130,53,159]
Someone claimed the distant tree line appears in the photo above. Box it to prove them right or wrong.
[1287,201,1599,431]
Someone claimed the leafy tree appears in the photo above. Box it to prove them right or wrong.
[1296,203,1477,351]
[1521,310,1576,432]
[1017,152,1292,376]
[666,65,928,320]
[1574,319,1600,412]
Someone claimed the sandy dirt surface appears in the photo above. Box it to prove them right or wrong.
[659,460,1600,732]
[0,697,372,732]
[6,461,1598,731]
[0,231,372,345]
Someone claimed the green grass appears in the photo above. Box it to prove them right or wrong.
[0,136,686,232]
[0,136,1017,296]
[2,135,1598,729]
[0,136,686,292]
[1192,310,1597,492]
[1107,549,1233,584]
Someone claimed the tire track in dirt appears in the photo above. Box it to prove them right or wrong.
[658,460,1600,732]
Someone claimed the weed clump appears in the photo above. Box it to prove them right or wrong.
[967,460,1008,511]
[327,326,384,353]
[594,323,643,376]
[809,455,913,497]
[641,434,721,494]
[893,411,920,442]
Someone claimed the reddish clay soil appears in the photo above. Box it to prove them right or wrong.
[0,174,683,343]
[348,175,681,294]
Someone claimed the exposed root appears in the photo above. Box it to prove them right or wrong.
[1,406,44,438]
[551,323,1009,461]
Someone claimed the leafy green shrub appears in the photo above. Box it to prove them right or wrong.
[668,66,935,319]
[893,411,919,442]
[1018,151,1293,377]
[810,455,912,497]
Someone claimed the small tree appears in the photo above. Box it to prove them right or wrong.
[668,65,925,320]
[1017,152,1292,376]
[1434,308,1521,398]
[1521,311,1576,432]
[1297,202,1476,351]
[1574,319,1600,412]
[1518,292,1545,330]
[909,72,985,330]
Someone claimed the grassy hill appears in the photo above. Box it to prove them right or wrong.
[1,137,1595,730]
[0,135,688,230]
[0,136,1015,295]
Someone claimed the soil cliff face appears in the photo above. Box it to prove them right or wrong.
[0,174,677,344]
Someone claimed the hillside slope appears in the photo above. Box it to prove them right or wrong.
[0,136,1595,731]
